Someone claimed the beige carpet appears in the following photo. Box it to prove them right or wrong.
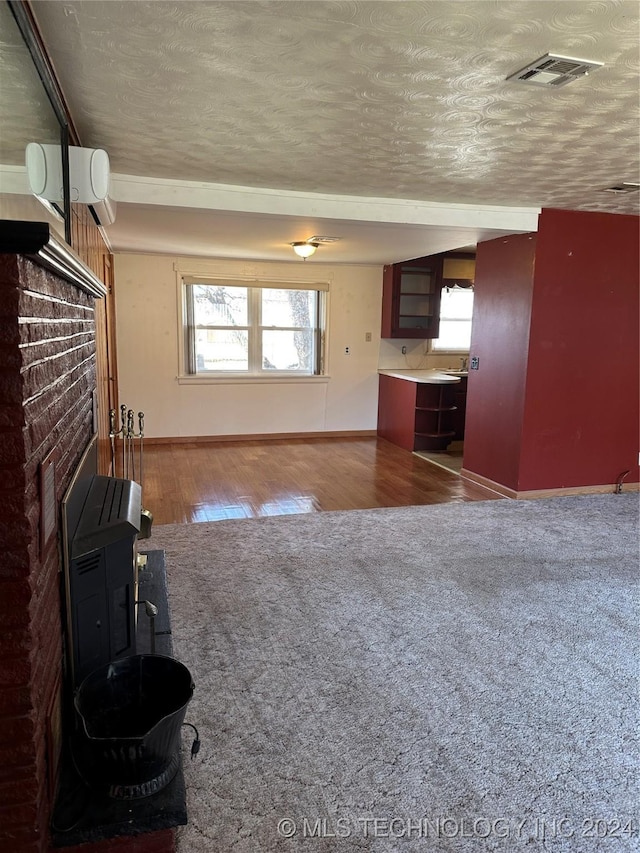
[148,494,639,852]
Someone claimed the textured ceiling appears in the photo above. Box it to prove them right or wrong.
[20,1,640,258]
[0,1,60,164]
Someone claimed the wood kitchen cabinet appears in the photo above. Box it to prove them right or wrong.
[381,251,475,339]
[377,373,457,452]
[450,375,468,440]
[381,256,443,338]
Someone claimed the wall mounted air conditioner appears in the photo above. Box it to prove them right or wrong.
[25,143,117,224]
[89,196,117,226]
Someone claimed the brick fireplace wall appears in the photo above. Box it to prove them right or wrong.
[0,253,97,852]
[0,235,178,853]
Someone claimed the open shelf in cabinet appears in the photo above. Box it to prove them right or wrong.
[414,384,457,451]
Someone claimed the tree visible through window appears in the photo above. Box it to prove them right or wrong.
[185,282,324,375]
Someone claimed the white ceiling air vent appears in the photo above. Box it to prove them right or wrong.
[601,182,640,194]
[506,53,603,87]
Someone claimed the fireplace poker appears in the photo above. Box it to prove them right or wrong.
[108,408,117,475]
[127,408,135,480]
[109,406,127,477]
[120,403,127,477]
[138,411,145,492]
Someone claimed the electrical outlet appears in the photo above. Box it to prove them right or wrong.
[365,332,372,342]
[345,347,349,354]
[470,356,479,370]
[401,346,407,354]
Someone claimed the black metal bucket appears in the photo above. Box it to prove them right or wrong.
[73,654,194,799]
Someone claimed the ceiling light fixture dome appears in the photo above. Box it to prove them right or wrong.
[291,241,319,259]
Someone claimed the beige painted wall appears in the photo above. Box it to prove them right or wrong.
[113,253,383,438]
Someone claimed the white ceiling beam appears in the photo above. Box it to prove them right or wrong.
[111,173,540,233]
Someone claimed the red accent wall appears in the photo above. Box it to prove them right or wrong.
[519,208,640,490]
[462,233,538,490]
[463,209,640,492]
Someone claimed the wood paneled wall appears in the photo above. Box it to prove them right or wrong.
[70,203,117,475]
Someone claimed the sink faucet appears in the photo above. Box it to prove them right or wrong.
[460,356,468,370]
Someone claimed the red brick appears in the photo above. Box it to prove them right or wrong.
[0,775,39,808]
[0,286,20,317]
[0,404,25,429]
[21,320,92,345]
[0,429,25,465]
[0,625,33,657]
[0,798,38,830]
[0,516,31,541]
[0,713,36,745]
[3,243,105,853]
[0,738,37,768]
[31,645,62,704]
[0,253,20,278]
[54,828,177,853]
[0,827,42,853]
[0,578,33,614]
[0,684,32,716]
[0,343,21,368]
[0,800,39,831]
[0,654,32,687]
[23,380,94,458]
[0,492,28,521]
[0,372,24,406]
[0,464,26,494]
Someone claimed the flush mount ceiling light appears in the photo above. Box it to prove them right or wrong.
[291,241,319,259]
[291,235,340,259]
[506,53,603,87]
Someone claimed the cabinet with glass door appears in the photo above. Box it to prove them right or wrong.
[381,256,443,339]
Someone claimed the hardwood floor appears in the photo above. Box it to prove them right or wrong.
[140,436,500,525]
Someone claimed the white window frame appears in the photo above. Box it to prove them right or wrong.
[430,284,474,353]
[176,269,330,384]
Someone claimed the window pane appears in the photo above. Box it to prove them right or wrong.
[435,320,472,350]
[262,288,316,328]
[193,285,248,326]
[262,330,315,371]
[185,281,324,375]
[433,286,473,350]
[439,287,474,320]
[195,328,248,371]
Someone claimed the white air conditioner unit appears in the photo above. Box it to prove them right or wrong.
[25,143,116,223]
[26,142,64,202]
[89,196,117,226]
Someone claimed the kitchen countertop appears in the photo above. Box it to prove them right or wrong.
[378,369,465,384]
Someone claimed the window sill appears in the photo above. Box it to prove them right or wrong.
[177,374,330,385]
